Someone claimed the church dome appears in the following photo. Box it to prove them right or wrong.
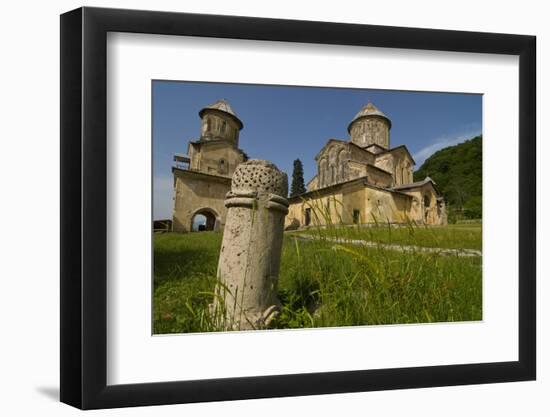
[199,99,243,130]
[347,102,392,132]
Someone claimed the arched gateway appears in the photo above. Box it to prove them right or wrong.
[190,208,220,232]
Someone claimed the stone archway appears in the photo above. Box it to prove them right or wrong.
[190,207,220,232]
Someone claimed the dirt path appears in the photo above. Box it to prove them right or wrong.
[292,234,482,257]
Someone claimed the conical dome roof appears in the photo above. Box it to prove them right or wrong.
[347,102,392,132]
[199,99,243,130]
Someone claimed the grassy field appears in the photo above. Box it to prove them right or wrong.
[298,223,482,250]
[153,223,482,334]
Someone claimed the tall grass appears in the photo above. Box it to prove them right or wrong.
[153,222,482,333]
[277,234,481,328]
[153,232,222,334]
[299,223,482,250]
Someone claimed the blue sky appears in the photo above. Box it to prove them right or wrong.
[153,81,482,220]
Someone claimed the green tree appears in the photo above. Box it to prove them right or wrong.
[290,158,307,197]
[414,136,482,219]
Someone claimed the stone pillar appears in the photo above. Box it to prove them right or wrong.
[213,160,289,330]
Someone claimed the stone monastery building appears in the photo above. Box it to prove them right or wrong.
[171,99,447,232]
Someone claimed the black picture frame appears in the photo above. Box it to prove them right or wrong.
[60,6,536,410]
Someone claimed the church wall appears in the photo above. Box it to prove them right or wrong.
[362,188,411,224]
[285,184,413,228]
[314,141,403,191]
[286,192,345,228]
[172,170,231,232]
[306,175,319,191]
[402,189,423,222]
[317,157,328,188]
[340,185,367,224]
[372,150,414,187]
[346,160,368,182]
[350,116,390,149]
[316,142,350,188]
[188,143,199,170]
[399,184,444,225]
[285,203,302,228]
[349,144,375,164]
[396,160,413,185]
[190,143,245,177]
[401,188,430,223]
[374,153,395,184]
[364,165,393,187]
[391,154,413,186]
[200,111,240,145]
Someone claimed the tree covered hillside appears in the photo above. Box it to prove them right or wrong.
[414,136,482,219]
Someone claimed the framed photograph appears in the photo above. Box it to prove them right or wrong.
[60,6,536,409]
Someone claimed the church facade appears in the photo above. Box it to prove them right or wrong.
[286,102,447,228]
[171,100,446,233]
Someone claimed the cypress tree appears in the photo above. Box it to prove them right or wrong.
[290,158,307,197]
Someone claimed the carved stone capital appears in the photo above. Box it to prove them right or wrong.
[230,159,288,198]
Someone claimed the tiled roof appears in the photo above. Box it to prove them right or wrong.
[199,99,243,129]
[379,145,416,165]
[348,102,392,131]
[392,176,437,191]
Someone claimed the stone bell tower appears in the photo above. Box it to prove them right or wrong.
[183,99,247,177]
[172,99,248,233]
[348,102,392,153]
[198,99,243,146]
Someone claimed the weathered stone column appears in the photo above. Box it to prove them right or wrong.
[213,160,289,330]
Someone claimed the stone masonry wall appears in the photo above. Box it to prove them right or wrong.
[172,170,231,232]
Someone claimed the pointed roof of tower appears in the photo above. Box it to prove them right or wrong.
[199,99,243,130]
[347,102,392,132]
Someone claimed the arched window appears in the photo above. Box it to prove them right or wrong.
[221,120,227,134]
[319,159,327,187]
[339,149,348,181]
[424,195,431,209]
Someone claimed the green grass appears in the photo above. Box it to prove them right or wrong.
[298,222,482,250]
[153,225,482,334]
[153,232,221,334]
